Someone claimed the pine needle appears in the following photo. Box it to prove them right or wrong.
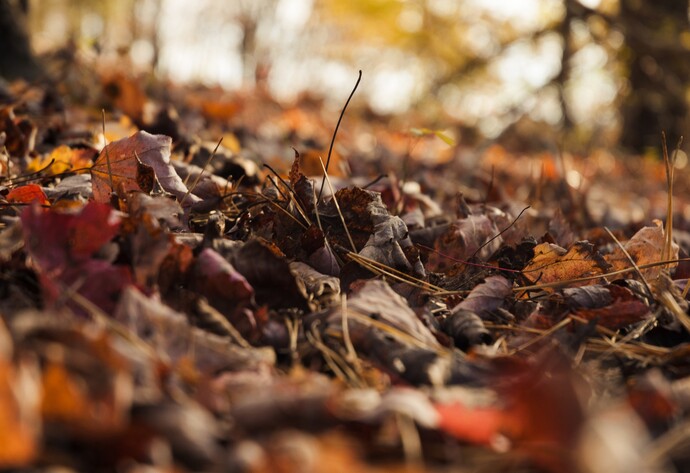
[181,137,222,207]
[319,156,356,252]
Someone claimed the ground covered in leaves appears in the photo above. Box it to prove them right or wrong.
[3,70,690,473]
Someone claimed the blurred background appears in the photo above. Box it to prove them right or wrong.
[2,0,690,155]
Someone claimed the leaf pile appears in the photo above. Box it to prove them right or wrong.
[2,75,690,472]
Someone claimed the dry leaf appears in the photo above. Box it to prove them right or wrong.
[605,221,679,280]
[92,131,200,205]
[6,184,49,206]
[522,241,610,290]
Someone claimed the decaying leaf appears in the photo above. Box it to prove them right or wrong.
[605,221,679,280]
[426,215,502,273]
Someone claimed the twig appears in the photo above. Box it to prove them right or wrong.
[180,137,222,206]
[471,205,530,259]
[318,70,362,200]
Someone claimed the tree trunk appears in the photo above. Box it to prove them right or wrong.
[619,0,690,153]
[0,0,41,81]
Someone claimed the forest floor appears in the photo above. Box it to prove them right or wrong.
[2,63,690,473]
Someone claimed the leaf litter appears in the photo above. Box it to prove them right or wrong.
[2,71,690,473]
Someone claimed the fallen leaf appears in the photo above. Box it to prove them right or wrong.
[0,320,39,468]
[6,184,49,206]
[92,131,200,205]
[571,284,651,330]
[20,202,131,312]
[426,215,502,273]
[26,145,95,175]
[436,401,505,446]
[605,221,679,280]
[455,275,513,315]
[522,241,610,290]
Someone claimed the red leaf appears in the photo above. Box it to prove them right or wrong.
[6,184,49,206]
[20,202,130,313]
[21,202,120,270]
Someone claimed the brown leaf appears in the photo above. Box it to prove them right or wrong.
[455,275,513,315]
[571,284,651,330]
[427,215,502,273]
[92,131,200,205]
[230,239,311,312]
[605,221,679,280]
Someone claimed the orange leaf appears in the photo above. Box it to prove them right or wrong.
[522,241,610,290]
[0,359,38,468]
[436,402,505,446]
[6,184,49,206]
[40,361,89,424]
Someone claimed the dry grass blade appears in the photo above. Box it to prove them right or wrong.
[661,133,681,266]
[586,338,668,361]
[568,314,669,357]
[311,184,324,233]
[346,252,444,293]
[604,226,653,298]
[197,298,252,349]
[340,296,360,369]
[658,290,690,333]
[264,162,313,227]
[243,190,310,230]
[343,308,452,355]
[306,324,366,388]
[644,418,690,468]
[318,156,356,251]
[396,412,423,463]
[594,314,663,361]
[509,317,571,354]
[180,137,222,207]
[284,316,301,367]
